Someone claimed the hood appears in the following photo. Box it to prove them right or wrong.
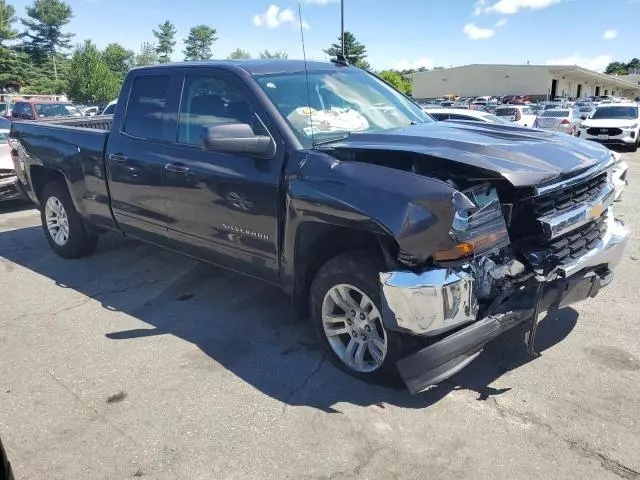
[582,118,637,128]
[328,121,612,187]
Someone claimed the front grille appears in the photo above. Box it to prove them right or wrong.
[532,173,608,217]
[587,127,622,136]
[546,213,607,265]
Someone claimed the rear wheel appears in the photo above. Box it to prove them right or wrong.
[40,181,97,258]
[310,252,405,385]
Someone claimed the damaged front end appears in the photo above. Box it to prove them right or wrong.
[378,167,628,394]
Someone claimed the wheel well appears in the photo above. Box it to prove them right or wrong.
[293,223,398,319]
[29,166,66,206]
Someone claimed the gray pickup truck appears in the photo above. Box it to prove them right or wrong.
[10,60,629,393]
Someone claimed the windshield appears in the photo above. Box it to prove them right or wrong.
[482,113,513,124]
[34,103,78,117]
[540,110,570,118]
[590,106,638,120]
[254,68,431,145]
[495,108,517,116]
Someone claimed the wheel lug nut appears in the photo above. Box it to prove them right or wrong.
[364,325,371,332]
[352,331,358,338]
[346,319,352,325]
[359,313,366,320]
[351,310,356,317]
[361,334,367,341]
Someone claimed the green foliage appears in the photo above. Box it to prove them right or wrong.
[604,58,640,75]
[258,49,287,59]
[153,20,176,63]
[227,48,251,59]
[324,31,367,66]
[0,0,18,43]
[21,0,73,64]
[67,40,119,103]
[377,70,412,95]
[183,25,217,61]
[102,42,134,80]
[135,41,158,66]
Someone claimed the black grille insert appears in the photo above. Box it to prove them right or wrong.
[587,127,622,136]
[546,214,608,266]
[532,173,608,217]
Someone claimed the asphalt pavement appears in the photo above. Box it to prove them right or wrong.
[1,152,639,480]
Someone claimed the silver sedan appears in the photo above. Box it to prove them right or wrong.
[533,108,580,135]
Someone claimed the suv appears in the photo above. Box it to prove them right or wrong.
[11,101,81,120]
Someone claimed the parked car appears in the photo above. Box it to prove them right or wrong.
[11,100,82,120]
[81,106,100,117]
[494,105,537,127]
[10,60,628,394]
[578,103,640,151]
[576,105,596,119]
[533,108,580,135]
[101,100,117,115]
[0,117,25,202]
[426,107,514,124]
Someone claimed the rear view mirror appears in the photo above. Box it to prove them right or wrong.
[204,123,275,159]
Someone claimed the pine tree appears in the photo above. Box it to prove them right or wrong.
[227,48,251,60]
[324,31,368,67]
[258,50,287,59]
[153,20,176,63]
[183,25,217,61]
[135,41,158,66]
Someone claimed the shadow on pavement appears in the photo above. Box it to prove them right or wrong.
[1,225,578,412]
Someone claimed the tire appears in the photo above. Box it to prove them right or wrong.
[40,181,97,258]
[309,251,405,386]
[630,140,638,153]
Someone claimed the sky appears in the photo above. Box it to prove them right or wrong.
[8,0,640,72]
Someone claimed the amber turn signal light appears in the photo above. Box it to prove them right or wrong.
[433,242,474,262]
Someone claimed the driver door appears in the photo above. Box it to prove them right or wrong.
[161,69,285,281]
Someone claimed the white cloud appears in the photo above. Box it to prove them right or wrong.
[473,0,487,15]
[603,29,617,40]
[302,0,338,3]
[495,17,508,27]
[545,53,613,72]
[463,23,495,40]
[395,58,436,71]
[483,0,561,15]
[252,5,296,28]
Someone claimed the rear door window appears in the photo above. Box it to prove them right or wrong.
[124,75,170,141]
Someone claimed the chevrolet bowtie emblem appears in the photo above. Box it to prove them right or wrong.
[589,203,605,219]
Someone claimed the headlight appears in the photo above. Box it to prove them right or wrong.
[433,185,510,263]
[625,123,638,129]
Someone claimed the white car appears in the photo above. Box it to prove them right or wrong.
[81,106,99,117]
[101,100,117,115]
[494,105,537,127]
[610,151,629,201]
[578,103,640,152]
[425,108,514,124]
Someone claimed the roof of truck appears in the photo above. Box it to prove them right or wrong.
[133,59,350,75]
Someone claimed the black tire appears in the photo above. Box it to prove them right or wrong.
[309,251,405,386]
[630,140,638,153]
[40,181,97,258]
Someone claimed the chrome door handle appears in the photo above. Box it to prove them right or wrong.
[164,163,190,173]
[108,153,128,163]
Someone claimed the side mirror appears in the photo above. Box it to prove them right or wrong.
[204,123,275,159]
[580,116,587,120]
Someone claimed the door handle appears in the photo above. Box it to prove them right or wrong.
[108,153,128,163]
[164,163,190,174]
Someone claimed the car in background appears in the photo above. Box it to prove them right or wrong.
[81,106,100,117]
[425,108,514,124]
[533,108,580,135]
[494,105,536,127]
[578,103,640,151]
[11,100,82,120]
[576,104,596,119]
[0,117,25,202]
[101,100,117,115]
[419,103,441,111]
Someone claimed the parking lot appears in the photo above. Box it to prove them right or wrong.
[1,152,639,480]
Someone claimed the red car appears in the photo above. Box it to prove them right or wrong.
[11,100,81,120]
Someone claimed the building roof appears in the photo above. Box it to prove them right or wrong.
[133,59,349,75]
[407,64,640,90]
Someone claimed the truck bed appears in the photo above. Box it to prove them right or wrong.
[24,115,113,131]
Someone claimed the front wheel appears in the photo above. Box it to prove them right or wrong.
[40,181,97,258]
[310,252,405,385]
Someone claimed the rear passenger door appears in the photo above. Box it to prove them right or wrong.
[160,69,285,281]
[105,73,173,243]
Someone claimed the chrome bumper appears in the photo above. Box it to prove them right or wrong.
[380,211,628,336]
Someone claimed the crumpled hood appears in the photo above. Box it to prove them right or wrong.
[329,121,612,187]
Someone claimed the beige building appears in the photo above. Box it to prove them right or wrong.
[408,64,640,101]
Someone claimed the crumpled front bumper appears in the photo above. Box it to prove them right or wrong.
[380,214,628,394]
[0,172,26,202]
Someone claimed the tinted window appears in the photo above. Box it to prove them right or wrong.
[430,113,448,121]
[103,103,116,115]
[590,106,638,120]
[124,75,170,140]
[178,74,257,145]
[448,113,477,121]
[495,108,516,116]
[540,110,570,118]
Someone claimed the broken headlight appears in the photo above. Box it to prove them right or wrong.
[433,184,510,262]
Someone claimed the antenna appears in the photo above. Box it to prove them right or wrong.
[298,3,315,146]
[341,0,345,59]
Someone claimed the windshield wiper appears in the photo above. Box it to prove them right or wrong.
[312,133,350,147]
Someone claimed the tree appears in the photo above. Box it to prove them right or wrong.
[102,42,134,80]
[258,49,287,59]
[135,41,158,66]
[227,48,251,59]
[627,58,640,73]
[377,70,412,95]
[153,20,176,63]
[605,61,628,75]
[324,31,367,66]
[0,0,22,91]
[183,25,217,61]
[0,0,18,44]
[21,0,73,77]
[67,40,119,103]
